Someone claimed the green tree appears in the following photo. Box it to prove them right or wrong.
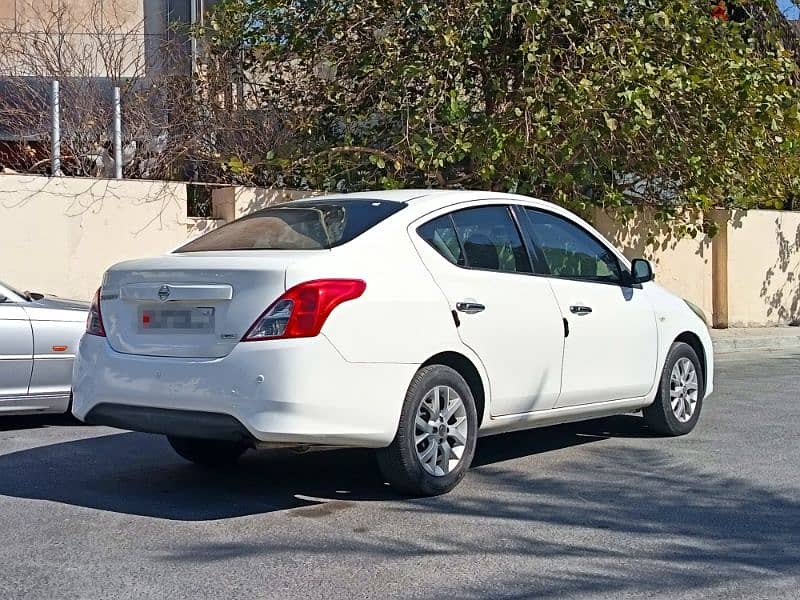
[197,0,800,227]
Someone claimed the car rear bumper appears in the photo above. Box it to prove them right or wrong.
[72,334,416,448]
[83,404,256,443]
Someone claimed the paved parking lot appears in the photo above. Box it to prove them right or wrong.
[1,349,798,599]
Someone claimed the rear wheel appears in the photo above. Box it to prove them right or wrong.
[167,436,247,466]
[643,342,704,436]
[377,365,478,496]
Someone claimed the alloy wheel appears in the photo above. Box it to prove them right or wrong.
[414,385,469,476]
[670,357,699,423]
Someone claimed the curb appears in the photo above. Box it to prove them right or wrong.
[712,334,800,354]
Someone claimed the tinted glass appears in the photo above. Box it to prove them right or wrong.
[450,206,532,273]
[523,209,622,283]
[417,216,464,266]
[177,199,405,252]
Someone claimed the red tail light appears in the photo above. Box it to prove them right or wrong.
[243,279,366,341]
[86,287,106,337]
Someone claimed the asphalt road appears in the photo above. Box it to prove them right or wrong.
[1,349,798,600]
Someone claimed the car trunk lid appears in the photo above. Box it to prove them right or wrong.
[100,251,324,358]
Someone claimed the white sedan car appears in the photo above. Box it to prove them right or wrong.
[1,281,88,415]
[73,190,713,495]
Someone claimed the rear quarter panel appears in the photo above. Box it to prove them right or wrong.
[285,220,466,365]
[284,210,495,431]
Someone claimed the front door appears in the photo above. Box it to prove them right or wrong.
[519,208,658,407]
[0,303,34,397]
[412,204,565,416]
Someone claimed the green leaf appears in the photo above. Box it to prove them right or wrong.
[187,0,800,227]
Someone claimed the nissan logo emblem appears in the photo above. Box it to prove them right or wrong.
[157,284,171,302]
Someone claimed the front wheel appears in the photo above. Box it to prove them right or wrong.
[377,365,478,496]
[167,436,247,466]
[643,342,705,436]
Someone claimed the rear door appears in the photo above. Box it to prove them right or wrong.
[0,299,33,397]
[519,208,658,407]
[412,204,565,416]
[24,303,87,396]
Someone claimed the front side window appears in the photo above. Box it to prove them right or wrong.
[177,199,406,252]
[523,209,623,283]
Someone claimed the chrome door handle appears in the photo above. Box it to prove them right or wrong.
[569,305,592,315]
[456,301,485,314]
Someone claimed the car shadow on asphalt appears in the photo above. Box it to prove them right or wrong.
[0,413,84,432]
[0,415,653,520]
[2,414,798,599]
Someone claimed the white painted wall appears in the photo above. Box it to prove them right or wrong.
[2,174,797,326]
[0,174,213,300]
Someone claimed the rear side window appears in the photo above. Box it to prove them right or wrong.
[177,199,405,252]
[417,216,464,266]
[417,206,531,273]
[451,206,532,273]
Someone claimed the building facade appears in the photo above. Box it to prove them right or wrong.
[0,1,220,170]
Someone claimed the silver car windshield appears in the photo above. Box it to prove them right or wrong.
[0,281,28,302]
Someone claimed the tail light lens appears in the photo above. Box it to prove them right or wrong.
[86,287,106,337]
[243,279,366,341]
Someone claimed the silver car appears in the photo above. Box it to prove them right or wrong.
[0,281,88,415]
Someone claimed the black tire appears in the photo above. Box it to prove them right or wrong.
[643,342,705,436]
[377,365,478,496]
[167,436,247,466]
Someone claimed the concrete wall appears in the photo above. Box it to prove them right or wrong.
[0,1,152,78]
[210,186,313,222]
[0,174,215,300]
[592,209,714,321]
[593,207,800,328]
[722,209,800,327]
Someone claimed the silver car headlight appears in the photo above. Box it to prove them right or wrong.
[684,299,708,325]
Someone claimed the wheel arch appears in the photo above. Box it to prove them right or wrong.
[674,331,707,385]
[421,351,487,427]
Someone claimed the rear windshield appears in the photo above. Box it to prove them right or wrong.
[176,199,406,252]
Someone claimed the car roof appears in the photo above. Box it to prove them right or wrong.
[303,189,453,203]
[289,189,586,230]
[308,188,618,248]
[303,189,556,212]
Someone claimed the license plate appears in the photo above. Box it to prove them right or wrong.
[139,307,215,333]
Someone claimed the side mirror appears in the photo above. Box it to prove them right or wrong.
[631,258,654,284]
[0,294,6,303]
